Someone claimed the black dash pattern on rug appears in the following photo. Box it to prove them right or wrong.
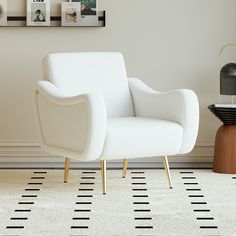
[180,170,219,233]
[131,171,154,234]
[71,170,95,233]
[5,170,47,233]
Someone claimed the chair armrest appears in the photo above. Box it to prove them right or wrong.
[128,78,199,154]
[34,81,107,161]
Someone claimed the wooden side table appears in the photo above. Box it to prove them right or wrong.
[208,105,236,174]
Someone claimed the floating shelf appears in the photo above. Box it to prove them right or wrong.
[1,11,105,27]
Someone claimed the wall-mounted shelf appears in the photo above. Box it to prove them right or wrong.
[1,11,105,27]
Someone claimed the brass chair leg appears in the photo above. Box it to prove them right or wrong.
[101,160,107,194]
[163,155,173,189]
[64,157,70,183]
[122,159,128,178]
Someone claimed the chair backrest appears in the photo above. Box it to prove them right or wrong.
[43,52,134,117]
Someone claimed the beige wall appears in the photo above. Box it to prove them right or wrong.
[1,0,236,162]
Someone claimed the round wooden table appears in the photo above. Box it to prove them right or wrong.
[208,105,236,174]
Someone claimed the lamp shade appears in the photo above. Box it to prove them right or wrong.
[220,63,236,95]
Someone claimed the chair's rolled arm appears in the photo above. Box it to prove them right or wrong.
[34,81,107,161]
[128,78,199,154]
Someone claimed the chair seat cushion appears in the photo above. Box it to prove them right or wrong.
[100,117,183,160]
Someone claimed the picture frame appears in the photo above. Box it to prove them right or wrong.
[27,0,50,26]
[0,0,7,26]
[61,2,81,26]
[72,0,97,16]
[72,0,98,26]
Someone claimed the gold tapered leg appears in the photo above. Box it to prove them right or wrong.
[64,157,70,183]
[101,160,106,194]
[163,155,173,189]
[122,159,128,178]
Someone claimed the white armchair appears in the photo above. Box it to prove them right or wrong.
[33,52,199,194]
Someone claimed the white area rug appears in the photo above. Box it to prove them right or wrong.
[0,169,236,236]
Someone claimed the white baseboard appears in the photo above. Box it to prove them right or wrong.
[0,162,212,169]
[0,142,214,168]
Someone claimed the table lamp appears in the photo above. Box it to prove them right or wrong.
[208,44,236,174]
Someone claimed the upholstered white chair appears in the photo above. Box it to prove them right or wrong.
[33,52,199,194]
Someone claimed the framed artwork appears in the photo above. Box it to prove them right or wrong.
[27,0,50,26]
[61,2,81,26]
[72,0,97,16]
[0,0,7,26]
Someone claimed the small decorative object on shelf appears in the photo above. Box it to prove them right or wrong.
[0,0,7,26]
[27,0,50,26]
[61,1,81,26]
